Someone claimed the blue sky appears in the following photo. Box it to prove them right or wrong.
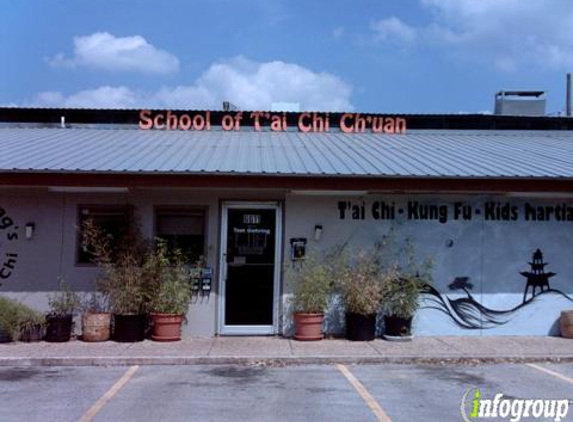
[2,0,573,114]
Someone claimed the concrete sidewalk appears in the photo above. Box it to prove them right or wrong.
[0,336,571,366]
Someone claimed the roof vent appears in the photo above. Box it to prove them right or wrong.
[222,101,239,111]
[494,91,546,116]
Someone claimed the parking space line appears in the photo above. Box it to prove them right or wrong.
[77,365,139,422]
[526,363,573,385]
[336,364,393,422]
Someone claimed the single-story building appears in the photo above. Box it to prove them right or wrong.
[0,107,572,336]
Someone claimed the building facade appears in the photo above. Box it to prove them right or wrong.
[0,108,572,337]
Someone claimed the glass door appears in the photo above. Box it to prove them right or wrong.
[218,202,281,335]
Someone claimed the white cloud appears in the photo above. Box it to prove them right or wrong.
[371,17,417,45]
[373,0,573,71]
[333,27,345,39]
[31,57,354,111]
[47,32,180,75]
[34,86,140,108]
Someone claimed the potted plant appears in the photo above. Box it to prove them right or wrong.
[380,257,433,341]
[0,296,22,342]
[80,292,111,342]
[286,252,333,341]
[82,220,156,342]
[18,305,46,342]
[45,280,81,342]
[338,251,382,341]
[0,297,46,342]
[149,240,192,342]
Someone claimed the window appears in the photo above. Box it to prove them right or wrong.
[155,208,206,263]
[77,205,132,264]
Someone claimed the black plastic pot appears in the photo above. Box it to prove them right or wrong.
[114,314,146,342]
[345,312,376,341]
[20,324,45,342]
[383,315,413,337]
[45,314,73,342]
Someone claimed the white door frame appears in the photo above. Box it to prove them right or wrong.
[218,201,282,335]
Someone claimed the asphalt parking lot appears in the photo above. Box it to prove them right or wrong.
[1,363,572,422]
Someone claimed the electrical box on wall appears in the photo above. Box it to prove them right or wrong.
[290,238,307,261]
[190,267,212,299]
[201,267,212,296]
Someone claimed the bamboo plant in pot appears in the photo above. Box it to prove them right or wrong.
[286,253,333,341]
[380,260,433,341]
[149,240,192,342]
[98,252,154,342]
[45,280,81,342]
[338,251,382,342]
[80,292,111,342]
[82,220,155,343]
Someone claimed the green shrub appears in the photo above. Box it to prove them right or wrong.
[47,280,81,317]
[379,267,424,318]
[149,239,193,315]
[18,305,45,331]
[378,237,434,319]
[80,292,110,314]
[285,251,334,314]
[82,220,157,315]
[337,250,382,316]
[0,296,21,340]
[0,296,45,341]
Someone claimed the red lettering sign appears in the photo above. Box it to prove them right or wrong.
[138,110,406,134]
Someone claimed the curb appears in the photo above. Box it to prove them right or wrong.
[2,355,573,367]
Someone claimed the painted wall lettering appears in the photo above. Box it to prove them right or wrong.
[337,200,573,224]
[0,207,19,285]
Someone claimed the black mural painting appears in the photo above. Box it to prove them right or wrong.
[421,249,573,330]
[520,249,555,303]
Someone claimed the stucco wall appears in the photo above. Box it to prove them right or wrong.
[0,188,279,336]
[282,193,573,336]
[1,188,571,337]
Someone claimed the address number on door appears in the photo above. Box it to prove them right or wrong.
[243,214,261,224]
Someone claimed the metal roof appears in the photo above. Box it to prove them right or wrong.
[0,127,572,179]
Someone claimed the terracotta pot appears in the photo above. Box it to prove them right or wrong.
[560,310,573,338]
[151,313,184,342]
[293,312,324,341]
[114,314,146,342]
[82,313,111,342]
[346,312,376,341]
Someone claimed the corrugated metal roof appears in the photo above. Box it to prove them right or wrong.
[0,127,572,178]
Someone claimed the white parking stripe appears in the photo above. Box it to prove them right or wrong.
[77,365,139,422]
[526,363,573,385]
[337,364,393,422]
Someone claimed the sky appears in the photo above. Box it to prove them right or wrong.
[2,0,573,114]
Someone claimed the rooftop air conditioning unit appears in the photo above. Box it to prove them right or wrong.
[494,91,546,116]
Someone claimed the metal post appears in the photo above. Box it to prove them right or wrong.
[567,74,572,117]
